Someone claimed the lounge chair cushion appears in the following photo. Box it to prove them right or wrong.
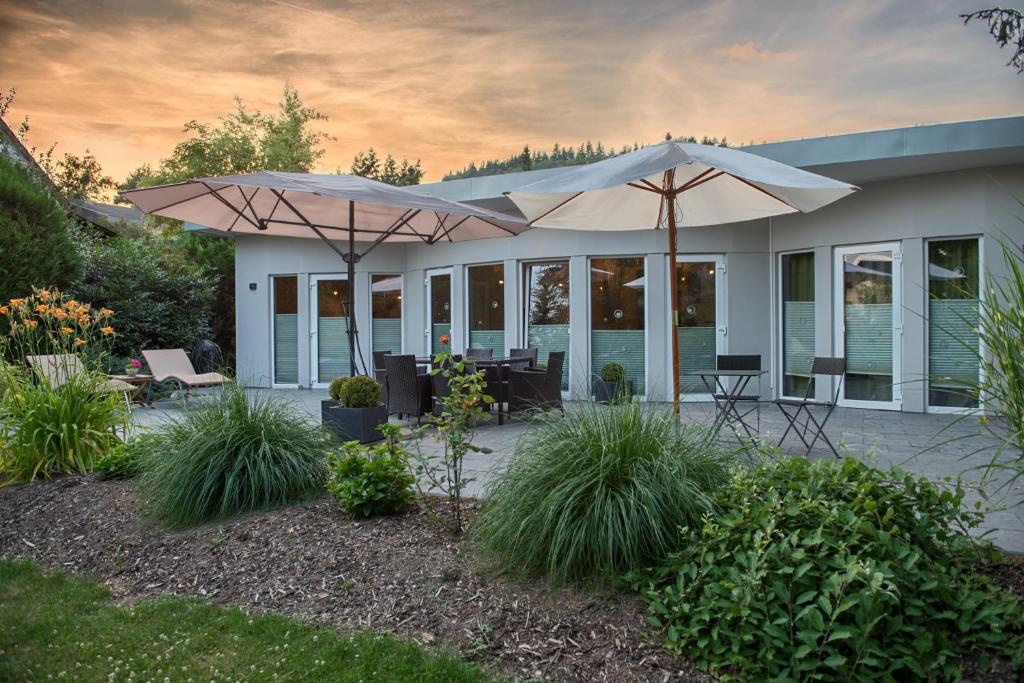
[142,349,227,386]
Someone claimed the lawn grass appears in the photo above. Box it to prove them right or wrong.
[0,560,491,682]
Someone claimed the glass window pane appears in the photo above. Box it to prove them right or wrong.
[928,238,980,408]
[317,278,350,379]
[526,262,569,390]
[591,256,645,393]
[468,264,505,356]
[430,273,451,355]
[272,276,298,384]
[842,252,893,401]
[781,252,815,397]
[371,274,402,354]
[676,261,717,394]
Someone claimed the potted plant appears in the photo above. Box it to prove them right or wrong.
[325,375,388,443]
[593,362,631,404]
[321,376,350,425]
[125,358,142,377]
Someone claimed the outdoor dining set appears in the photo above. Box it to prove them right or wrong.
[373,347,565,426]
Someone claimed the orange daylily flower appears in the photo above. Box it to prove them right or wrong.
[51,308,67,320]
[35,304,49,313]
[9,298,24,307]
[76,306,89,316]
[0,305,8,315]
[99,308,114,317]
[73,338,86,347]
[23,320,38,329]
[101,326,115,336]
[38,289,51,301]
[65,300,78,309]
[61,326,74,335]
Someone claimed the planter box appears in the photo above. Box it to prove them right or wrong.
[324,403,388,443]
[593,379,632,404]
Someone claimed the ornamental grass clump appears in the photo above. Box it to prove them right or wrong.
[138,385,331,528]
[473,401,733,585]
[641,458,1024,682]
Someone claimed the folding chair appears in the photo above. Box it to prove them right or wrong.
[714,354,762,440]
[773,357,845,458]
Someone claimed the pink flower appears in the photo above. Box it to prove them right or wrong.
[129,358,142,369]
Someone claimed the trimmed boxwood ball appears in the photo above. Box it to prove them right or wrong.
[137,384,332,529]
[641,457,1024,681]
[473,401,733,585]
[599,362,625,383]
[339,375,381,408]
[328,376,350,401]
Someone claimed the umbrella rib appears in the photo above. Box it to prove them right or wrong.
[675,171,725,195]
[672,168,718,194]
[132,185,214,215]
[725,174,799,210]
[626,181,664,195]
[201,182,260,230]
[473,215,520,236]
[360,209,424,258]
[227,186,260,232]
[527,191,584,227]
[429,215,471,244]
[430,213,447,242]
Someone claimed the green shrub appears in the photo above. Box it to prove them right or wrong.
[339,375,381,408]
[599,362,625,383]
[0,154,81,305]
[0,370,127,484]
[326,424,415,517]
[328,376,350,401]
[73,235,215,362]
[94,434,156,480]
[473,402,733,585]
[641,458,1024,681]
[138,385,331,528]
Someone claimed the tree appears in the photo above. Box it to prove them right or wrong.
[52,150,115,201]
[963,8,1024,73]
[349,148,424,186]
[519,145,533,172]
[0,153,81,305]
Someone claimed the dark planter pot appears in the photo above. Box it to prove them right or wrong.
[325,404,388,443]
[593,379,632,404]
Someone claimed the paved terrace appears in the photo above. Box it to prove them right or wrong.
[132,389,1024,554]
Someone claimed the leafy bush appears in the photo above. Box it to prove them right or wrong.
[0,370,127,484]
[473,401,733,584]
[599,362,625,383]
[641,458,1024,681]
[339,375,381,408]
[73,235,215,363]
[0,153,81,305]
[94,434,155,480]
[328,376,350,401]
[138,385,331,528]
[326,424,415,517]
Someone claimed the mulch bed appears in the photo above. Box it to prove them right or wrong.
[0,475,711,682]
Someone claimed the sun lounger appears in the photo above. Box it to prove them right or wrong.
[25,354,133,408]
[141,349,228,399]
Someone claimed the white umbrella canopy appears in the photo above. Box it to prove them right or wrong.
[120,172,527,377]
[121,171,526,244]
[505,138,858,410]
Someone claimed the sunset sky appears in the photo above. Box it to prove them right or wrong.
[1,0,1021,183]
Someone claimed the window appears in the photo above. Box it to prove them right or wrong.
[371,274,402,354]
[467,264,505,356]
[272,275,298,384]
[928,238,980,408]
[314,277,350,380]
[591,256,645,393]
[780,252,815,397]
[525,262,569,390]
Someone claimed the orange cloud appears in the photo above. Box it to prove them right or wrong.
[715,41,799,63]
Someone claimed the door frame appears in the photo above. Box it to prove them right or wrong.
[425,267,454,356]
[368,272,404,356]
[522,259,572,397]
[669,253,727,402]
[269,274,300,389]
[833,242,903,410]
[586,255,649,400]
[309,272,349,388]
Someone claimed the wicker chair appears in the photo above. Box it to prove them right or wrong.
[465,347,493,359]
[509,347,537,367]
[373,351,392,408]
[382,354,431,422]
[509,351,564,414]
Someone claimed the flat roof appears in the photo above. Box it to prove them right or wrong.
[415,116,1024,212]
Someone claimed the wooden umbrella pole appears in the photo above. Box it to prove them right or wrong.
[667,188,680,414]
[347,200,358,377]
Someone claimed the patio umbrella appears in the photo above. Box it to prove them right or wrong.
[506,136,857,410]
[121,172,526,377]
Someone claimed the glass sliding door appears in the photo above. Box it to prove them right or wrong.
[271,275,298,385]
[928,238,980,409]
[834,244,902,408]
[780,252,815,398]
[675,256,724,397]
[467,264,505,357]
[426,269,452,356]
[591,256,645,394]
[371,274,402,354]
[310,274,350,386]
[525,261,569,391]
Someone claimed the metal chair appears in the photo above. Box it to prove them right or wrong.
[465,347,493,359]
[773,357,846,458]
[715,354,762,437]
[509,351,564,414]
[382,354,431,423]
